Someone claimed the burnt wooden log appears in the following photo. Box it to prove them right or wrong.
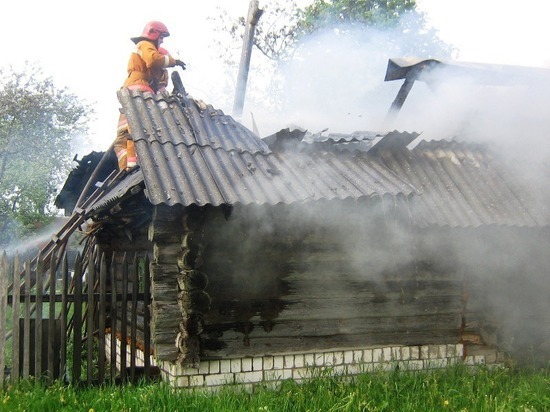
[176,335,200,367]
[178,248,204,270]
[177,269,208,291]
[181,231,205,249]
[178,290,211,315]
[181,313,205,335]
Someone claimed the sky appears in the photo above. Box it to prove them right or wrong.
[2,0,550,155]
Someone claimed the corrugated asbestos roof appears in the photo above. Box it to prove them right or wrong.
[377,140,548,227]
[91,88,548,228]
[114,88,415,207]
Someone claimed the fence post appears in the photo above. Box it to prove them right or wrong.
[0,252,8,387]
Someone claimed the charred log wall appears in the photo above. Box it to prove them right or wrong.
[200,198,464,359]
[148,205,211,366]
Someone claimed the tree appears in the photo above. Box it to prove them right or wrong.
[214,0,453,64]
[210,0,454,122]
[300,0,417,32]
[0,64,91,247]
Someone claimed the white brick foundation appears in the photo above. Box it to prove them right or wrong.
[106,338,493,389]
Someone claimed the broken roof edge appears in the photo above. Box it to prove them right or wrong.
[385,57,550,85]
[263,128,422,152]
[143,191,412,209]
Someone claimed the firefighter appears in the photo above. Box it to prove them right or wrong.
[114,21,186,171]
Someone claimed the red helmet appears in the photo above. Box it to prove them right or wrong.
[136,21,170,42]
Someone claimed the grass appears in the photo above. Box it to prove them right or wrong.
[0,363,549,411]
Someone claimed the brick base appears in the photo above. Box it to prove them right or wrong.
[105,338,496,389]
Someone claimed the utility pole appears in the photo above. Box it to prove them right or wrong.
[232,0,263,120]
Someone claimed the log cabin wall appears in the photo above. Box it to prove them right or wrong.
[199,198,464,359]
[148,204,211,367]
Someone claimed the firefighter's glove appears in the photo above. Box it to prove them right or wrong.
[175,59,186,70]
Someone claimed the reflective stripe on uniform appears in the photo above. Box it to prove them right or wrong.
[117,116,128,132]
[115,148,127,161]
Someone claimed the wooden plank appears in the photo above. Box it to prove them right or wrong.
[130,254,139,381]
[206,295,462,324]
[206,279,462,302]
[60,252,68,382]
[143,254,151,376]
[72,253,83,384]
[47,255,56,381]
[0,252,8,387]
[110,253,117,382]
[98,253,107,384]
[202,330,461,359]
[35,255,44,378]
[22,258,31,379]
[203,313,462,339]
[120,253,128,382]
[86,250,95,385]
[11,253,21,382]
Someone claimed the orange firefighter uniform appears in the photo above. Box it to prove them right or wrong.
[114,21,182,170]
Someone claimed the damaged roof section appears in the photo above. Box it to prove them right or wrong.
[377,140,548,227]
[115,88,416,208]
[82,83,548,228]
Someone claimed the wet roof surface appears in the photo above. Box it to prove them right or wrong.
[87,89,549,228]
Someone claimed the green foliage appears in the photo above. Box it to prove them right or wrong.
[0,64,91,247]
[1,364,549,411]
[213,0,453,64]
[209,0,454,117]
[300,0,418,33]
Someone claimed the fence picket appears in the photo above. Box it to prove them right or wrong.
[86,249,95,385]
[120,253,128,382]
[48,254,56,381]
[11,253,21,382]
[60,252,69,381]
[110,253,117,382]
[23,258,31,379]
[98,253,107,383]
[72,253,83,384]
[130,253,139,381]
[143,254,151,376]
[35,255,44,378]
[0,252,8,387]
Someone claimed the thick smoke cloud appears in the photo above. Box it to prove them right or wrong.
[242,22,550,362]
